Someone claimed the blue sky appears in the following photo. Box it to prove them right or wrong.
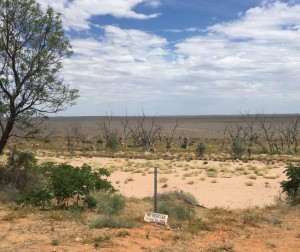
[37,0,300,116]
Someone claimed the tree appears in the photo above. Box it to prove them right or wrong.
[0,0,78,154]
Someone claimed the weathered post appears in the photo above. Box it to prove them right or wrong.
[154,166,158,212]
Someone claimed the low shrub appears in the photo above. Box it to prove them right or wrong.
[93,192,126,215]
[196,141,206,156]
[84,195,97,209]
[281,164,300,205]
[157,190,199,206]
[0,151,41,190]
[16,186,53,209]
[90,215,137,228]
[157,202,195,221]
[187,218,211,234]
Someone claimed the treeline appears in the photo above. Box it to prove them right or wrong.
[221,113,300,157]
[36,113,300,157]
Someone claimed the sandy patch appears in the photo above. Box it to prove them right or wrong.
[38,156,287,209]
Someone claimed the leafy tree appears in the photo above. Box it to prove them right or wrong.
[281,164,300,205]
[0,0,78,154]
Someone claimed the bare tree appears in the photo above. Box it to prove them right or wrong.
[277,115,299,154]
[72,124,90,149]
[162,121,179,151]
[132,114,161,151]
[121,114,131,148]
[240,112,261,157]
[258,114,277,153]
[65,128,73,152]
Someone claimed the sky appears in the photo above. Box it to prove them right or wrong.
[36,0,300,116]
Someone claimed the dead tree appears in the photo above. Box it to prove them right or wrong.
[240,112,261,157]
[65,128,73,152]
[277,115,299,154]
[72,124,90,149]
[258,115,277,153]
[133,114,161,151]
[162,121,179,151]
[121,115,132,148]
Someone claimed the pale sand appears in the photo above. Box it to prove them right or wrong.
[39,156,286,209]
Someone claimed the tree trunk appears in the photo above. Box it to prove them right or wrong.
[0,117,15,154]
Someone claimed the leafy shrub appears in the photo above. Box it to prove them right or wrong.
[107,133,118,150]
[232,138,245,159]
[94,192,126,215]
[16,186,53,209]
[157,190,199,206]
[0,151,40,190]
[281,164,300,205]
[84,195,97,209]
[157,202,195,221]
[41,163,114,206]
[196,141,206,156]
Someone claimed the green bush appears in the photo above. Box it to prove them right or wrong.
[157,190,199,206]
[84,195,98,209]
[196,141,206,156]
[232,138,245,159]
[16,186,52,209]
[0,151,40,190]
[157,202,195,221]
[94,192,126,215]
[281,164,300,205]
[107,133,118,150]
[41,163,114,206]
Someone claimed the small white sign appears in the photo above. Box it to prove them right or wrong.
[144,212,168,225]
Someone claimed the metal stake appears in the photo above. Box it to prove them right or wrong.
[154,166,157,213]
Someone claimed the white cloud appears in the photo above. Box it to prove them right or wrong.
[175,1,300,101]
[145,0,161,8]
[40,0,300,115]
[37,0,160,30]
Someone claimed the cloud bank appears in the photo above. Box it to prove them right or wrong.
[37,1,300,115]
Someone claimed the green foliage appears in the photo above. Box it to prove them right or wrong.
[157,201,195,221]
[232,138,245,159]
[84,195,97,209]
[16,186,53,209]
[157,190,199,206]
[0,0,78,154]
[107,133,118,150]
[0,151,41,190]
[196,140,206,156]
[41,163,114,206]
[94,192,126,215]
[180,138,188,149]
[281,164,300,205]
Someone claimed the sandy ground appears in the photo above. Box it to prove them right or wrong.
[1,155,299,252]
[39,156,287,209]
